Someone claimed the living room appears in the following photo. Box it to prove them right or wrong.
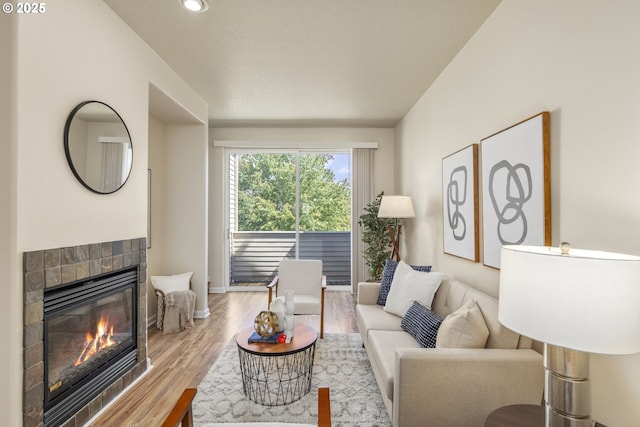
[2,1,640,426]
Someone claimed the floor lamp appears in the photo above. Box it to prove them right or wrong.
[499,243,640,427]
[377,195,415,261]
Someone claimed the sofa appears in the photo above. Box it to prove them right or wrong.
[357,274,544,427]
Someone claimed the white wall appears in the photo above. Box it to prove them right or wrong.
[15,0,207,249]
[0,13,20,426]
[8,0,207,424]
[147,115,168,321]
[395,1,640,425]
[164,124,210,316]
[208,126,395,290]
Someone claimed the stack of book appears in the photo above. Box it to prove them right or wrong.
[248,331,282,344]
[248,331,292,344]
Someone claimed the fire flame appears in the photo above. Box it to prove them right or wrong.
[74,315,116,367]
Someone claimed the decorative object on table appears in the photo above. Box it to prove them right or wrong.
[480,112,550,268]
[442,144,479,262]
[499,243,640,427]
[358,192,394,280]
[377,195,415,261]
[267,259,326,338]
[284,289,295,338]
[248,330,284,344]
[254,310,279,337]
[269,297,286,332]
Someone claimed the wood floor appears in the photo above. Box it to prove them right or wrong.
[88,290,358,427]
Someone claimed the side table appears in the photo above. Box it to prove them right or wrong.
[485,404,544,427]
[236,324,318,406]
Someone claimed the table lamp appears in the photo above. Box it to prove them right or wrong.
[499,243,640,426]
[377,195,415,261]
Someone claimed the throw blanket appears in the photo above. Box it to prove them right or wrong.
[161,290,196,334]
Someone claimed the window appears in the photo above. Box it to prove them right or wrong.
[228,151,351,287]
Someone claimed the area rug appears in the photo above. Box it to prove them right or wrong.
[193,333,391,426]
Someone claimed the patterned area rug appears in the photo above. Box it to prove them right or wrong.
[193,333,391,426]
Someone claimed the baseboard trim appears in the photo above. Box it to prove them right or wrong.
[194,307,211,319]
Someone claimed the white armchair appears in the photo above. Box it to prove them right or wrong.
[267,259,326,338]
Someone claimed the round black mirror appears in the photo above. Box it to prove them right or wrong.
[64,101,133,194]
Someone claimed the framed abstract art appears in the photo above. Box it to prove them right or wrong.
[442,144,479,262]
[480,112,551,268]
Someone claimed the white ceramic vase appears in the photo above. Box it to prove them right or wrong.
[284,290,295,337]
[269,297,285,332]
[284,314,295,337]
[284,289,294,314]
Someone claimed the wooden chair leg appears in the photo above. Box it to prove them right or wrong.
[317,387,331,427]
[162,388,197,427]
[320,287,325,339]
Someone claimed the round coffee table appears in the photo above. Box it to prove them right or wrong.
[236,324,318,406]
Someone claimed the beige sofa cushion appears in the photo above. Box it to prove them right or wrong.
[432,278,528,349]
[367,330,422,400]
[356,303,403,347]
[436,300,489,348]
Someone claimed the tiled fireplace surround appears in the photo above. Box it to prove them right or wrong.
[23,238,149,427]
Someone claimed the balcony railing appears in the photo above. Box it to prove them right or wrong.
[230,231,351,286]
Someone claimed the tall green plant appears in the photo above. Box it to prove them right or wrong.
[358,192,393,281]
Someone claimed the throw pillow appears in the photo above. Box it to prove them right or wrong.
[377,259,432,305]
[401,301,443,348]
[436,300,490,348]
[383,261,443,317]
[151,272,193,294]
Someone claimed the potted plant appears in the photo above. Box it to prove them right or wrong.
[358,192,394,281]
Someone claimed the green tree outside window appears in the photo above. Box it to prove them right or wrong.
[237,153,351,232]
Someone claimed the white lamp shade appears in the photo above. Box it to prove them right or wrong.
[377,196,415,218]
[499,245,640,355]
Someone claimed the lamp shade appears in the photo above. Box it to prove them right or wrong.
[377,196,415,219]
[499,245,640,355]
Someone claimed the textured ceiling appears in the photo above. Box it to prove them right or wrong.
[104,0,501,126]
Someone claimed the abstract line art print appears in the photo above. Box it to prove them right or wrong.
[481,112,551,268]
[442,144,479,262]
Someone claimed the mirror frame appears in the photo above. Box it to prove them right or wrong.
[64,100,133,194]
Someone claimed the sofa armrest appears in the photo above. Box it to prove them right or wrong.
[394,348,544,427]
[357,282,381,305]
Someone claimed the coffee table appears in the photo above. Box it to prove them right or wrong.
[236,324,318,406]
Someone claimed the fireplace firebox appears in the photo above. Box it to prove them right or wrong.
[43,266,138,427]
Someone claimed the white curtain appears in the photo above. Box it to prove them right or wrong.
[102,142,123,192]
[351,147,375,293]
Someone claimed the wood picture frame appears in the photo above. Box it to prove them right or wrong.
[442,144,479,262]
[480,112,551,269]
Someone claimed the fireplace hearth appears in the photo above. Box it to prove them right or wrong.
[23,238,148,427]
[44,267,138,427]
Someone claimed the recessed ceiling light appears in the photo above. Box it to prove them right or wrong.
[180,0,209,13]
